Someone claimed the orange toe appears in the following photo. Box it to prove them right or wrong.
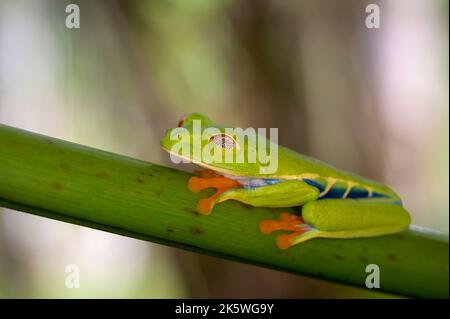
[188,176,240,193]
[260,212,309,250]
[276,234,293,250]
[259,212,303,234]
[259,220,277,234]
[197,198,214,215]
[188,177,205,193]
[280,212,303,223]
[276,233,297,250]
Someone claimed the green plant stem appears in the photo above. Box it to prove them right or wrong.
[0,123,448,298]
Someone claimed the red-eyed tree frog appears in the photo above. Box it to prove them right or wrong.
[160,113,411,250]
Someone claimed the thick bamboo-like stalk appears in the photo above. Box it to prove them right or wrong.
[0,123,448,298]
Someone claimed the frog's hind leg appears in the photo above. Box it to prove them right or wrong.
[260,198,411,250]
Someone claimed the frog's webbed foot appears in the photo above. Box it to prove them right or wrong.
[188,172,240,215]
[259,213,319,249]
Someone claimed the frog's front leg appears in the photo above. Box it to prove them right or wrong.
[260,198,411,250]
[188,173,240,215]
[188,177,319,215]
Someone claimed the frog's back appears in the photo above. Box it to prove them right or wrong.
[272,146,400,200]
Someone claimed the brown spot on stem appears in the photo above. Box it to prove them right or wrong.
[59,163,70,172]
[156,185,165,197]
[166,228,175,234]
[388,254,397,261]
[53,182,64,190]
[137,178,144,183]
[96,171,110,178]
[359,257,369,263]
[185,207,199,216]
[190,227,203,235]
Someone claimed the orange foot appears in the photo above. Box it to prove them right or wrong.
[259,213,311,250]
[188,171,240,215]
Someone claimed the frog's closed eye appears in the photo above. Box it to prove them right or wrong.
[209,134,237,149]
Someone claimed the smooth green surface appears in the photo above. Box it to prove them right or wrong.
[0,123,448,298]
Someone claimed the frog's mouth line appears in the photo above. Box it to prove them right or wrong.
[161,146,234,175]
[162,146,254,178]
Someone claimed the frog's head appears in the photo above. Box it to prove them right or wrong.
[161,113,277,177]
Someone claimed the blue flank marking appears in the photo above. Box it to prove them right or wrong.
[324,187,346,198]
[266,179,282,185]
[347,187,369,198]
[371,192,387,198]
[243,178,282,189]
[303,178,390,200]
[243,178,399,203]
[303,179,324,191]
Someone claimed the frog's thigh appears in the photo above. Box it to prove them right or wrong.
[302,198,411,239]
[217,180,319,208]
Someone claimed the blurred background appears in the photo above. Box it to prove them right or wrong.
[0,0,448,298]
